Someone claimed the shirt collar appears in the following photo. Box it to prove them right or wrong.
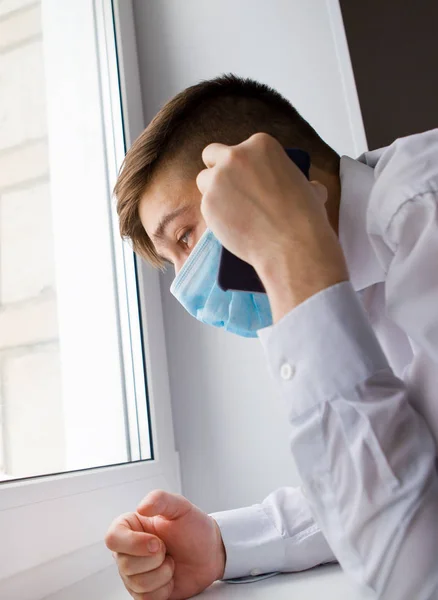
[338,155,386,292]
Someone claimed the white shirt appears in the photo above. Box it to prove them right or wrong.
[212,129,438,600]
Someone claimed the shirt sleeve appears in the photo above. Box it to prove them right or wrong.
[258,279,438,600]
[211,486,336,580]
[256,131,438,600]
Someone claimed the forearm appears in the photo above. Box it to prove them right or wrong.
[259,282,438,599]
[255,218,349,323]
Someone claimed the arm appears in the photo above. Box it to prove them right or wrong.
[257,130,438,599]
[197,130,438,599]
[211,485,336,580]
[258,282,438,600]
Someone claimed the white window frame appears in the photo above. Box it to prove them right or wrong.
[0,1,180,598]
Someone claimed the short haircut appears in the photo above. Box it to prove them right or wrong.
[115,74,339,267]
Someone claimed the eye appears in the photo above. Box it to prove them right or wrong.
[178,228,193,248]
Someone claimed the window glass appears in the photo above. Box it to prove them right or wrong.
[0,0,151,481]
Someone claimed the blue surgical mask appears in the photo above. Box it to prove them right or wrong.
[170,229,273,337]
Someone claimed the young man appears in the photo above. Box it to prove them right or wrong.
[105,75,438,600]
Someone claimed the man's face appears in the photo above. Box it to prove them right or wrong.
[139,166,207,275]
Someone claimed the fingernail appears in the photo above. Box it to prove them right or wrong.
[148,539,160,553]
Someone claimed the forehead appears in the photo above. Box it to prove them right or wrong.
[138,167,201,239]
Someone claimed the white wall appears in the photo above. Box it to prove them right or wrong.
[132,0,366,513]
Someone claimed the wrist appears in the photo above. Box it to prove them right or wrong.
[256,247,349,323]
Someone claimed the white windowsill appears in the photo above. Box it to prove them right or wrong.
[44,563,371,600]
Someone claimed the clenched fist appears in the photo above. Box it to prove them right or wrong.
[197,133,348,320]
[105,490,226,600]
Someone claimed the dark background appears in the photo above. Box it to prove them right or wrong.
[340,0,438,149]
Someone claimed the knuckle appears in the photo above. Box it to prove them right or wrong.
[211,168,224,186]
[117,554,131,574]
[152,579,174,600]
[105,512,133,548]
[147,489,166,504]
[197,169,211,194]
[162,562,173,582]
[127,560,173,596]
[164,579,175,598]
[200,197,211,220]
[105,528,120,550]
[153,549,166,568]
[224,146,235,160]
[251,131,274,149]
[104,531,114,549]
[128,573,148,594]
[130,555,161,577]
[120,574,135,597]
[142,489,167,515]
[219,146,239,168]
[228,145,244,163]
[131,583,145,595]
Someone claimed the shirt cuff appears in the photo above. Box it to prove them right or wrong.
[211,504,285,580]
[258,281,389,418]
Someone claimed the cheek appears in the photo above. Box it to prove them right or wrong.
[174,229,204,275]
[174,258,184,276]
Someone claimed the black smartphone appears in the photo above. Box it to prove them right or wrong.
[217,148,311,293]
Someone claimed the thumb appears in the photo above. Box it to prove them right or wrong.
[137,490,193,521]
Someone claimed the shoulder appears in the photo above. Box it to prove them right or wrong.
[366,129,438,236]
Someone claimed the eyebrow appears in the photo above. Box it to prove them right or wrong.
[152,206,191,241]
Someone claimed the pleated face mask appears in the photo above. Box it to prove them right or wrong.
[170,229,273,338]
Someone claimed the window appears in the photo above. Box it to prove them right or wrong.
[0,0,179,596]
[0,0,151,481]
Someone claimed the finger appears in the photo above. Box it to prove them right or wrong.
[137,490,193,521]
[126,556,174,594]
[201,142,230,168]
[196,168,211,195]
[131,578,174,600]
[115,550,165,576]
[106,519,163,556]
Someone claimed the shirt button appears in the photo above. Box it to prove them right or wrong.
[280,362,295,380]
[250,568,262,577]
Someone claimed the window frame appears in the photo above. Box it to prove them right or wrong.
[0,0,180,597]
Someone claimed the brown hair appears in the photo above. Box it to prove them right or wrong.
[115,74,339,268]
